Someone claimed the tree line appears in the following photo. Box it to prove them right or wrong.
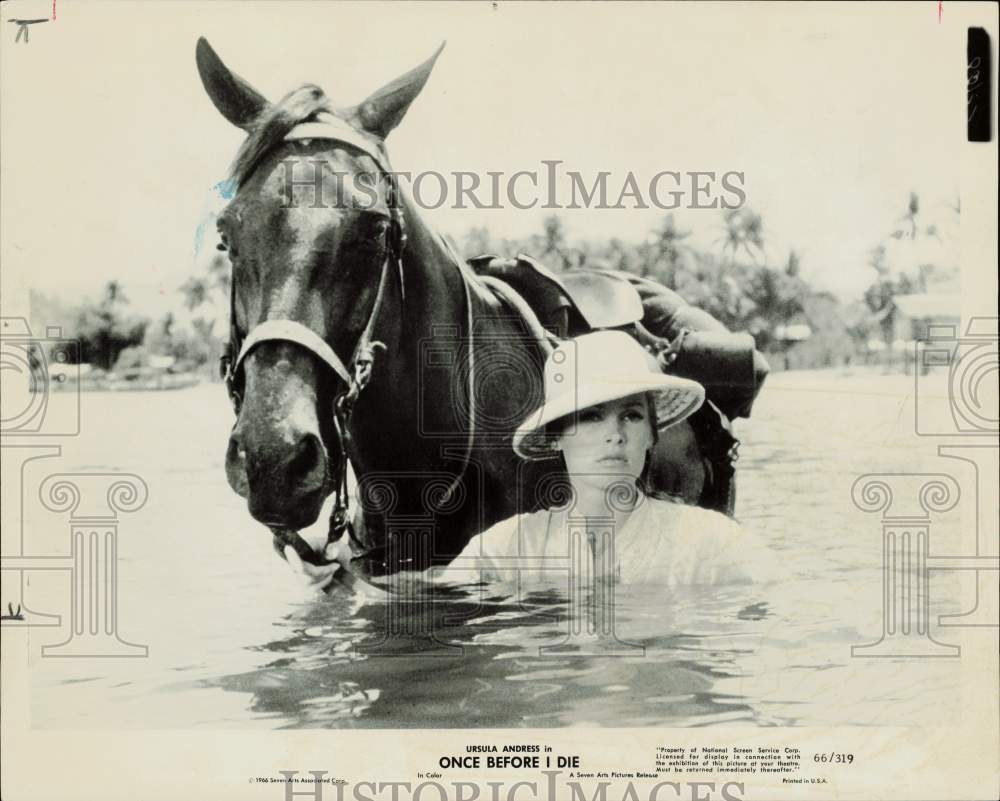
[461,208,845,368]
[35,194,956,376]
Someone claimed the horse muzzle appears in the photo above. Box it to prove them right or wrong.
[226,423,332,529]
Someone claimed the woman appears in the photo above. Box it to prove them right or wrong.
[435,330,775,588]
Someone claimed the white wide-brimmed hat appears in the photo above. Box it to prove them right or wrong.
[513,330,706,460]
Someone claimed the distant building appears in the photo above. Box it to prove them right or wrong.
[893,293,961,342]
[891,293,961,373]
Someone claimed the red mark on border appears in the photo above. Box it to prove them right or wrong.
[938,1,942,23]
[52,0,56,21]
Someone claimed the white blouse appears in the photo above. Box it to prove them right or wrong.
[433,496,777,587]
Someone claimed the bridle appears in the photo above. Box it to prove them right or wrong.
[218,111,476,570]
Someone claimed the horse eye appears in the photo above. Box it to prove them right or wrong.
[356,214,390,237]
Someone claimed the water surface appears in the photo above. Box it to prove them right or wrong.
[26,370,967,728]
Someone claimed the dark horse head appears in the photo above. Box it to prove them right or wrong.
[199,39,562,574]
[197,38,444,534]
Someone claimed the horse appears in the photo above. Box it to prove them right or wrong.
[196,38,708,575]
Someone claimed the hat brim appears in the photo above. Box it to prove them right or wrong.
[512,374,705,460]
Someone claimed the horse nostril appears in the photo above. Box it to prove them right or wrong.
[224,433,251,498]
[288,434,326,488]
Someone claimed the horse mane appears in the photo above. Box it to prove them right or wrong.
[229,84,335,186]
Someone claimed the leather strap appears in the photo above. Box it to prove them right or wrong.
[284,112,392,173]
[233,319,354,388]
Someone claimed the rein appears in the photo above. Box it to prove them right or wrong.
[219,112,477,569]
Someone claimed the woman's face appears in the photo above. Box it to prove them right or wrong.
[555,393,655,490]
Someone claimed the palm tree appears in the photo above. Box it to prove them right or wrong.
[191,317,216,339]
[180,277,209,311]
[603,237,638,273]
[73,282,148,370]
[652,214,693,287]
[104,280,126,306]
[741,210,766,258]
[635,240,656,278]
[180,253,229,312]
[869,244,888,277]
[863,244,896,354]
[717,208,766,264]
[462,225,493,258]
[206,252,230,295]
[785,249,801,277]
[895,192,920,239]
[538,215,568,270]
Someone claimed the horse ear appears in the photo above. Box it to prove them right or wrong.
[196,37,270,131]
[355,42,445,139]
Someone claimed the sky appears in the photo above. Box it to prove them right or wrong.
[1,1,978,327]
